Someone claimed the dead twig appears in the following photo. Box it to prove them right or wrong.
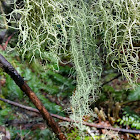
[0,97,140,134]
[0,54,66,140]
[102,73,121,86]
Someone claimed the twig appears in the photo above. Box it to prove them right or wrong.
[0,54,66,140]
[133,41,140,47]
[0,97,140,134]
[0,33,15,51]
[120,100,140,106]
[102,73,121,86]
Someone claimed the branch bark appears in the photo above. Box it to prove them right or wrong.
[0,54,66,140]
[0,97,140,135]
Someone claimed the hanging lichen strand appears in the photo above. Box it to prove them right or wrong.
[94,0,140,87]
[68,0,102,130]
[8,0,71,66]
[7,0,102,131]
[7,0,140,134]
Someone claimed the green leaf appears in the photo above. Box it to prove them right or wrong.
[0,108,11,116]
[39,95,64,115]
[3,75,23,99]
[128,85,140,101]
[43,85,59,94]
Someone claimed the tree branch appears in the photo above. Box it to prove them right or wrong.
[0,54,66,140]
[0,97,140,134]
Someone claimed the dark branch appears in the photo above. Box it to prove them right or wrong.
[0,54,66,140]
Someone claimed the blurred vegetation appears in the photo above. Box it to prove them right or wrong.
[0,51,75,139]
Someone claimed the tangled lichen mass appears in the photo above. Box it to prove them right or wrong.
[6,0,140,132]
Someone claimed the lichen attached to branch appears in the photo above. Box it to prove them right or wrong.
[5,0,140,135]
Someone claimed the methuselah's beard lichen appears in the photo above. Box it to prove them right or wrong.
[68,0,102,130]
[7,0,102,131]
[6,0,140,135]
[95,0,140,87]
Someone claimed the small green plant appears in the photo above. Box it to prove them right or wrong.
[128,85,140,101]
[117,106,140,129]
[67,128,93,140]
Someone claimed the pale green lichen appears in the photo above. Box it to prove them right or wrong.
[5,0,140,136]
[95,0,140,87]
[68,0,102,130]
